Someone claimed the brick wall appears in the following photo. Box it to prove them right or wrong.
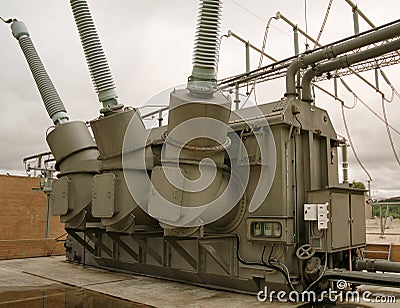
[0,175,65,260]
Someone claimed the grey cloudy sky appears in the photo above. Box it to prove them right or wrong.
[0,0,399,199]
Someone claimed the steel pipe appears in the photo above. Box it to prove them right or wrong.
[227,30,277,62]
[344,0,375,29]
[285,20,400,98]
[276,12,318,46]
[356,259,400,273]
[301,37,400,102]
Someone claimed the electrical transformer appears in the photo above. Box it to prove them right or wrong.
[6,0,400,295]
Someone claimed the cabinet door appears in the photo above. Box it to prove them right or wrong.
[331,193,351,250]
[351,194,366,246]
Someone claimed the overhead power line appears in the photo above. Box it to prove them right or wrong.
[229,0,291,37]
[243,16,277,107]
[340,78,400,136]
[340,78,400,170]
[380,69,400,100]
[381,96,400,167]
[314,0,334,48]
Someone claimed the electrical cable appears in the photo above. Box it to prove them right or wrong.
[267,247,292,285]
[220,18,400,90]
[347,95,358,110]
[391,87,400,100]
[384,88,395,104]
[253,16,278,105]
[340,102,373,181]
[314,0,334,48]
[215,34,229,78]
[339,78,358,109]
[302,231,328,292]
[241,16,277,108]
[262,244,297,292]
[358,95,400,135]
[340,78,400,136]
[229,0,291,38]
[304,251,328,292]
[294,114,303,130]
[381,95,400,167]
[234,234,273,267]
[234,234,297,292]
[270,260,291,282]
[258,17,278,69]
[376,69,395,104]
[310,222,324,239]
[230,0,265,23]
[0,16,13,24]
[339,81,400,174]
[380,69,400,101]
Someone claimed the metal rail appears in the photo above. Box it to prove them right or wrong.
[227,30,277,62]
[324,269,400,287]
[218,19,400,93]
[301,37,400,101]
[315,47,400,81]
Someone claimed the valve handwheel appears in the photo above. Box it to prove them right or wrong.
[296,244,316,260]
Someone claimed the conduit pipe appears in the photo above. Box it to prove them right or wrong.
[301,38,400,102]
[356,259,400,273]
[285,20,400,98]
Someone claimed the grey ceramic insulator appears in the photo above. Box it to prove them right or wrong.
[70,0,118,105]
[12,20,68,124]
[191,0,222,81]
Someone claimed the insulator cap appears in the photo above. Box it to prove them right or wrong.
[11,20,29,39]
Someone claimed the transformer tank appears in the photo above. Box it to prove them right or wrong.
[62,96,366,293]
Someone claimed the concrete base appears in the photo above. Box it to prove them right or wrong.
[0,256,293,307]
[1,256,399,307]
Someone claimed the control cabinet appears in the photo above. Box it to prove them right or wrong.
[306,187,366,253]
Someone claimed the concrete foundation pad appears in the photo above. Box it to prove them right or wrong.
[0,256,297,307]
[1,256,399,307]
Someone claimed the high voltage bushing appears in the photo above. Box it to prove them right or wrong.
[70,0,120,109]
[11,20,69,125]
[189,0,222,93]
